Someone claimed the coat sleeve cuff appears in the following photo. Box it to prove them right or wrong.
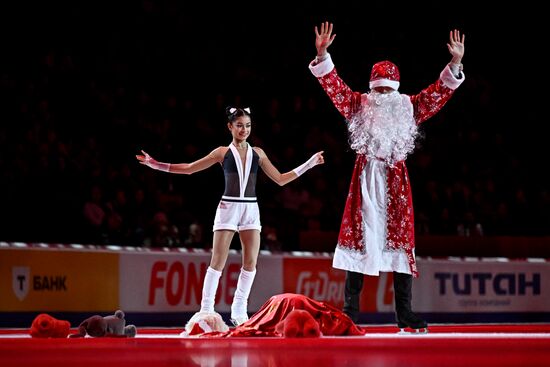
[309,53,335,78]
[440,64,465,90]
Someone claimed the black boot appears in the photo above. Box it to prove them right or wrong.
[343,271,364,323]
[393,272,427,331]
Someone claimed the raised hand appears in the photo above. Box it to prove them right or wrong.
[292,151,325,177]
[310,151,325,167]
[315,22,336,57]
[136,150,170,172]
[136,150,154,166]
[447,29,465,64]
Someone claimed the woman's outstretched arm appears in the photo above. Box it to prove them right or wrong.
[256,147,324,186]
[136,147,224,174]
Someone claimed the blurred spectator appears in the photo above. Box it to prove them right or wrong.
[261,225,283,252]
[104,201,125,245]
[127,188,153,246]
[457,211,484,237]
[82,185,106,244]
[184,222,206,249]
[431,207,457,235]
[145,211,181,248]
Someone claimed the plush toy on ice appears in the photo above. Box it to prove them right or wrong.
[30,313,71,338]
[275,309,321,338]
[69,310,136,338]
[181,311,230,337]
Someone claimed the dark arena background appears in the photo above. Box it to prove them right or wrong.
[1,2,548,366]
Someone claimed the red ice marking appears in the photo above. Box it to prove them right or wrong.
[1,326,550,367]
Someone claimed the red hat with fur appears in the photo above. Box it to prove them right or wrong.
[370,60,400,90]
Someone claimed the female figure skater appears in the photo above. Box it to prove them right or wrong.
[137,107,324,325]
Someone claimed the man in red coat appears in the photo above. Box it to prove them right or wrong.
[309,22,465,331]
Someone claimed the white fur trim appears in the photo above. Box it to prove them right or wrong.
[182,311,229,337]
[440,64,465,90]
[197,320,212,333]
[309,53,335,77]
[369,79,400,91]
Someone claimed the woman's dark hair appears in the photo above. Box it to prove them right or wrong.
[225,107,251,123]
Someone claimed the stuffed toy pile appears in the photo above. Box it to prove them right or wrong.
[226,293,366,337]
[30,313,71,338]
[69,310,137,338]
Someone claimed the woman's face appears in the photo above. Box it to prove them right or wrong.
[228,115,252,141]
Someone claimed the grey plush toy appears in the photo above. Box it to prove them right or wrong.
[69,310,137,338]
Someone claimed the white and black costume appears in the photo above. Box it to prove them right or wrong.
[213,143,261,232]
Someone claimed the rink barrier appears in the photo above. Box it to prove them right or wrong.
[1,242,549,326]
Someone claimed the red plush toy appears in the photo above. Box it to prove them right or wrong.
[30,313,71,338]
[275,309,321,338]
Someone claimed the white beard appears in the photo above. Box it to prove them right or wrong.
[348,90,418,165]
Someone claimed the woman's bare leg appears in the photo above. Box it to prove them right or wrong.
[240,229,261,270]
[209,230,235,270]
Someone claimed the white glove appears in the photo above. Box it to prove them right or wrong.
[137,150,171,172]
[292,151,324,177]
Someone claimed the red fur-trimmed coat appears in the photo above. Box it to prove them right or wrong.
[310,55,464,277]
